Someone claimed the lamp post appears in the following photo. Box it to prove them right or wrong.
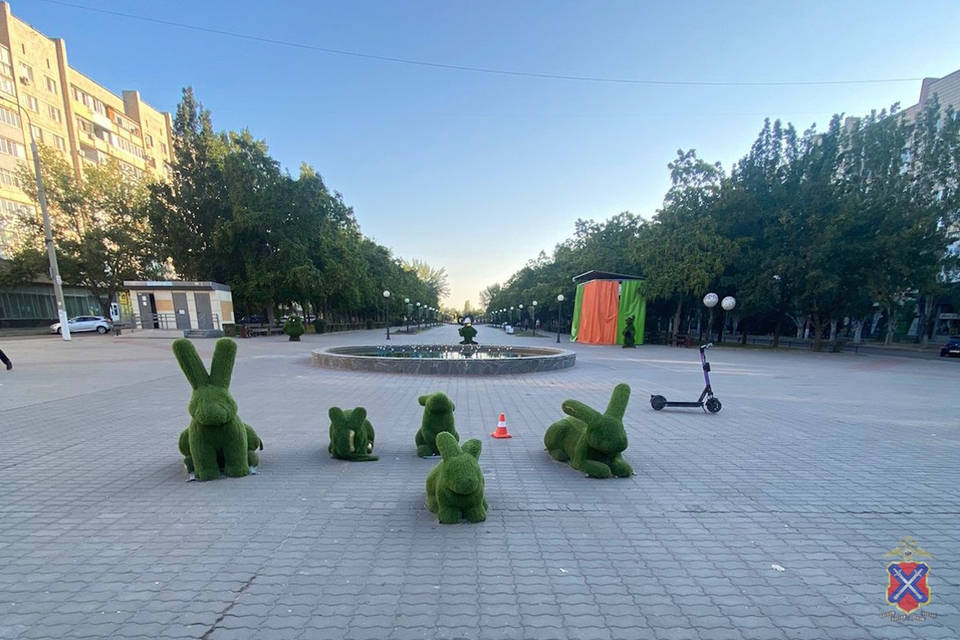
[703,292,718,342]
[0,93,70,340]
[531,300,538,336]
[416,302,421,330]
[404,297,410,333]
[556,294,564,343]
[383,290,391,340]
[719,296,736,343]
[510,306,514,326]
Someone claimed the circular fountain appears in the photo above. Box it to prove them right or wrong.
[312,344,575,375]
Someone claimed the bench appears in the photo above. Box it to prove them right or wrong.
[242,324,285,337]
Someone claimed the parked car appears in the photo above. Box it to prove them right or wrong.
[49,316,112,335]
[940,336,960,357]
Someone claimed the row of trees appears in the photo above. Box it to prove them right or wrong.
[2,88,446,324]
[483,99,960,348]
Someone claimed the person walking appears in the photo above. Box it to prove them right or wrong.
[0,347,11,370]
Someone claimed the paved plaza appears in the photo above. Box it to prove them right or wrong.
[0,325,957,639]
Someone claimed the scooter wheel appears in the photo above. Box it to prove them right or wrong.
[705,397,722,413]
[650,395,667,411]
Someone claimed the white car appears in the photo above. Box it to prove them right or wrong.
[50,315,112,335]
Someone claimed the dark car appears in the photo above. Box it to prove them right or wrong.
[940,336,960,357]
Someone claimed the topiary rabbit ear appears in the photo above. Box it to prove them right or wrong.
[209,338,237,388]
[350,407,367,424]
[604,383,631,420]
[436,431,460,460]
[173,338,208,389]
[329,407,345,423]
[418,395,429,406]
[562,399,601,424]
[461,439,482,460]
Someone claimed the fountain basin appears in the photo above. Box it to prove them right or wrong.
[312,344,576,375]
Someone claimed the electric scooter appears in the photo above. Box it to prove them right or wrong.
[650,343,722,413]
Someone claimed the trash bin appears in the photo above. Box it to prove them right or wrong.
[113,324,122,336]
[239,325,249,339]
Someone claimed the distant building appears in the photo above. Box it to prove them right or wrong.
[901,68,960,120]
[0,1,174,258]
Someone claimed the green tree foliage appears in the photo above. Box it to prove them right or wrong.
[4,146,159,314]
[148,88,440,321]
[484,103,960,348]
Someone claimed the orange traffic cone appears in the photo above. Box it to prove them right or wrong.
[491,412,512,438]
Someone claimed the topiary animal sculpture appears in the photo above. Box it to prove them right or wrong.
[544,383,634,478]
[174,338,263,481]
[458,323,478,344]
[328,406,378,461]
[622,316,636,348]
[426,432,487,523]
[283,316,305,341]
[415,392,459,457]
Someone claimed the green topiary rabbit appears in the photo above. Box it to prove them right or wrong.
[426,432,487,523]
[283,316,304,341]
[415,392,459,457]
[328,406,378,461]
[544,383,634,478]
[458,323,478,344]
[174,338,263,481]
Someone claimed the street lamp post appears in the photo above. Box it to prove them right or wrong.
[556,294,564,343]
[531,300,538,336]
[0,93,70,340]
[404,297,410,333]
[383,290,391,340]
[518,304,524,331]
[510,306,514,326]
[416,302,421,331]
[703,293,719,342]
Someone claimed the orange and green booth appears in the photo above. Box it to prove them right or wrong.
[569,271,646,345]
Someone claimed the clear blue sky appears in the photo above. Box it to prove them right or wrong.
[17,0,960,309]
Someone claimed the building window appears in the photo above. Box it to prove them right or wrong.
[0,136,25,158]
[0,197,34,218]
[29,125,42,143]
[0,105,19,128]
[17,61,33,83]
[0,167,17,186]
[54,134,66,152]
[0,77,14,96]
[25,95,39,112]
[160,142,167,155]
[47,104,62,123]
[144,133,153,148]
[0,45,12,78]
[114,135,144,159]
[45,76,57,94]
[76,116,94,136]
[72,86,106,115]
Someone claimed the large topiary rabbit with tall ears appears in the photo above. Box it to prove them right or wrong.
[544,383,634,479]
[174,338,262,481]
[426,432,487,523]
[415,392,458,457]
[328,406,378,461]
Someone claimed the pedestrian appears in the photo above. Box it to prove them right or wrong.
[0,346,11,370]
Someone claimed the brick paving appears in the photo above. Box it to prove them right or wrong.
[0,325,957,639]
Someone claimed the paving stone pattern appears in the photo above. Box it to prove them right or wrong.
[0,326,957,639]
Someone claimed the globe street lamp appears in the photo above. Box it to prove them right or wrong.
[404,297,411,333]
[416,302,421,330]
[383,290,391,340]
[531,300,538,336]
[719,296,736,343]
[556,294,565,343]
[510,306,514,325]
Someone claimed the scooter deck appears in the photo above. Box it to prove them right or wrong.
[662,401,704,408]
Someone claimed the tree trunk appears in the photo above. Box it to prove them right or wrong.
[829,318,838,343]
[672,299,682,344]
[812,313,824,351]
[772,313,782,348]
[853,319,864,344]
[884,303,896,345]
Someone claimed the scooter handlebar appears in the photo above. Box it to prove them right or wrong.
[699,343,713,351]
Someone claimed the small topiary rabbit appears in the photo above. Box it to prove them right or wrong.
[415,392,459,457]
[426,432,487,523]
[174,338,263,481]
[544,383,634,478]
[328,406,378,461]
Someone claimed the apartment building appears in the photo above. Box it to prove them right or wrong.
[0,1,173,259]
